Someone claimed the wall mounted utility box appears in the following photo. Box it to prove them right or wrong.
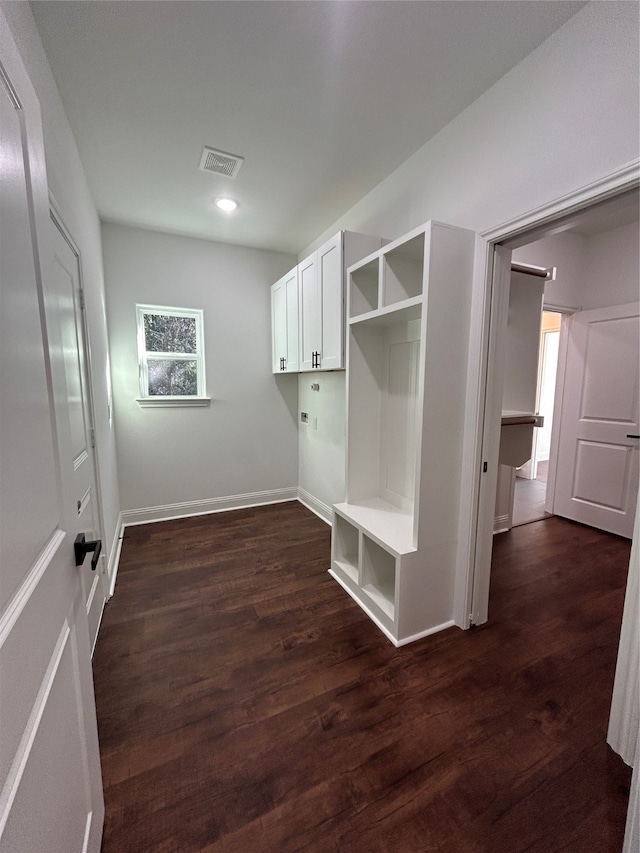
[330,221,475,645]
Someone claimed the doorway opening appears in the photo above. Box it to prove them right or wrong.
[512,308,562,527]
[468,181,639,630]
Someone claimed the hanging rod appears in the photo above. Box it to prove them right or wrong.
[511,262,550,279]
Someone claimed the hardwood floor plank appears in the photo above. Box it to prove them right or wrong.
[94,506,632,852]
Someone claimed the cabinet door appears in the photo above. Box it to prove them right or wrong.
[299,252,319,371]
[317,232,344,370]
[283,266,299,372]
[271,277,287,373]
[271,267,299,373]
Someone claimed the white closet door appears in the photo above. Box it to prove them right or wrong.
[0,16,104,851]
[553,302,639,537]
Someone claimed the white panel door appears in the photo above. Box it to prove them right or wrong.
[0,18,104,852]
[50,217,107,651]
[554,303,639,538]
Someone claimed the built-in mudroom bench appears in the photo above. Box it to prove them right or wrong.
[329,221,475,645]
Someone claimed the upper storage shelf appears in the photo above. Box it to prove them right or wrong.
[383,232,425,306]
[348,226,428,320]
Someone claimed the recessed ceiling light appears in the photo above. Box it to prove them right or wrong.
[215,197,238,212]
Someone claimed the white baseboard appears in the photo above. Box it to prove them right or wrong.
[396,621,456,647]
[120,487,299,528]
[328,568,455,647]
[107,513,124,599]
[297,489,332,525]
[494,514,511,535]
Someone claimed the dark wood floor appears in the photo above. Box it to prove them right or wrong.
[93,503,632,852]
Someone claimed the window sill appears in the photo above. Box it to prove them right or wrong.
[136,397,211,408]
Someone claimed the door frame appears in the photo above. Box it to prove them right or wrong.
[455,163,640,844]
[49,199,109,652]
[456,160,640,630]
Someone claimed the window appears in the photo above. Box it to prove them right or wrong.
[136,305,208,406]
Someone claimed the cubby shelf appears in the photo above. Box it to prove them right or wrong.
[348,296,423,328]
[333,501,414,557]
[330,220,476,646]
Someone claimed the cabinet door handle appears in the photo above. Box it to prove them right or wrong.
[627,434,640,439]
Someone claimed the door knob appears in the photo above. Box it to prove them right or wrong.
[74,533,102,571]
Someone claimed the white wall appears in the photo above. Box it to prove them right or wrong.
[303,2,638,255]
[513,221,639,312]
[102,223,298,518]
[298,372,346,520]
[1,2,121,579]
[581,222,640,310]
[296,1,638,515]
[513,232,588,310]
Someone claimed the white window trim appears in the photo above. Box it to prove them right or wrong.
[136,304,209,405]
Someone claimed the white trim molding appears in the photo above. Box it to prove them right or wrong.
[136,396,211,408]
[623,753,639,853]
[0,620,70,837]
[482,160,640,244]
[120,488,298,527]
[0,529,66,650]
[328,568,454,647]
[107,513,124,599]
[297,488,332,525]
[458,162,640,631]
[608,501,639,766]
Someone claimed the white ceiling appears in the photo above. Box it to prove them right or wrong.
[31,1,587,255]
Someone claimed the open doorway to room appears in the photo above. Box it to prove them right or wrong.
[469,182,639,630]
[512,309,562,527]
[484,188,639,542]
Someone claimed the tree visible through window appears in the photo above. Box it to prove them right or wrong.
[136,305,206,399]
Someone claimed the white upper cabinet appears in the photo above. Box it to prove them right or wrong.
[298,231,382,372]
[271,266,299,373]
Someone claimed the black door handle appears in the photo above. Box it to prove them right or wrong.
[627,434,640,439]
[74,533,102,571]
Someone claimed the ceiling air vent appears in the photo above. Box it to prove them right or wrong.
[198,146,244,179]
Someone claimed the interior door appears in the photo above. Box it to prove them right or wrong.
[50,215,108,652]
[0,21,104,852]
[553,302,639,538]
